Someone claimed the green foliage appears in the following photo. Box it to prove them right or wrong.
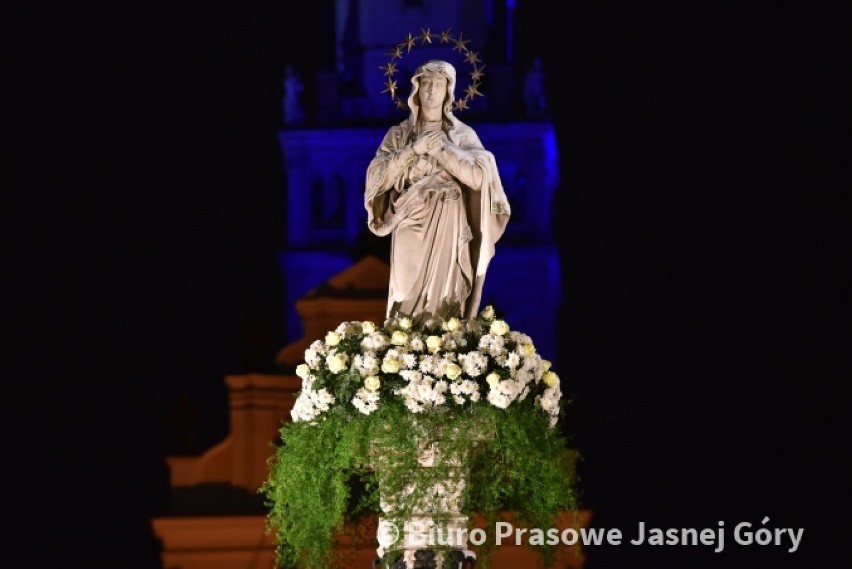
[260,398,579,569]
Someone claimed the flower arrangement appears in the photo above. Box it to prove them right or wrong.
[290,305,562,426]
[261,307,579,569]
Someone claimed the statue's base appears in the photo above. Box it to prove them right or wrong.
[375,548,476,569]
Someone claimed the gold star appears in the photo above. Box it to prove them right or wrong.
[470,64,486,82]
[404,32,417,52]
[420,28,433,44]
[464,83,482,99]
[387,46,403,59]
[453,32,470,53]
[464,50,481,65]
[439,28,452,43]
[454,98,469,111]
[381,79,398,98]
[395,98,408,110]
[380,61,398,76]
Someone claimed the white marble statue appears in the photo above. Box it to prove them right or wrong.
[365,60,511,320]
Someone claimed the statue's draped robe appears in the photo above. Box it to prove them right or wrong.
[365,117,511,319]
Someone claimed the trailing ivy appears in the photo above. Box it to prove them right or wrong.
[261,399,578,568]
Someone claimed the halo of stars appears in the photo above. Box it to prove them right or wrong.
[380,28,485,112]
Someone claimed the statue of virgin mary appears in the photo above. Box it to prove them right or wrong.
[365,59,511,320]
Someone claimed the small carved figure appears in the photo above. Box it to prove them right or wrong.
[282,65,305,126]
[523,56,547,119]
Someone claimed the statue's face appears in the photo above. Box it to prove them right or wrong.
[417,71,447,113]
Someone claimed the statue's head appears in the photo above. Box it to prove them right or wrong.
[408,60,456,119]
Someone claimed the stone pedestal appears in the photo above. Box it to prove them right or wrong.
[371,419,493,569]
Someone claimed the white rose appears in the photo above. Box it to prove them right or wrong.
[489,320,509,336]
[426,335,443,353]
[398,317,412,330]
[521,343,536,357]
[543,371,559,388]
[480,305,495,320]
[327,353,349,374]
[444,363,462,381]
[486,372,501,387]
[391,330,409,346]
[364,375,381,391]
[443,317,461,332]
[325,331,341,347]
[381,356,401,374]
[361,321,376,335]
[295,363,310,379]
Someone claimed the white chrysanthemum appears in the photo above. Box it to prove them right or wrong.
[361,332,390,351]
[536,383,562,427]
[433,356,451,378]
[508,330,533,346]
[503,351,521,370]
[408,334,425,352]
[353,352,380,376]
[487,378,521,409]
[385,347,401,360]
[334,321,359,336]
[459,350,488,377]
[402,352,418,369]
[418,354,437,375]
[418,380,447,406]
[478,334,506,357]
[487,389,512,409]
[521,352,541,372]
[399,369,423,383]
[449,379,480,404]
[352,387,380,415]
[304,340,325,369]
[291,387,336,422]
[515,368,535,386]
[404,398,425,414]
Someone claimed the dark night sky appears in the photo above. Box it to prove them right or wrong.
[4,2,847,568]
